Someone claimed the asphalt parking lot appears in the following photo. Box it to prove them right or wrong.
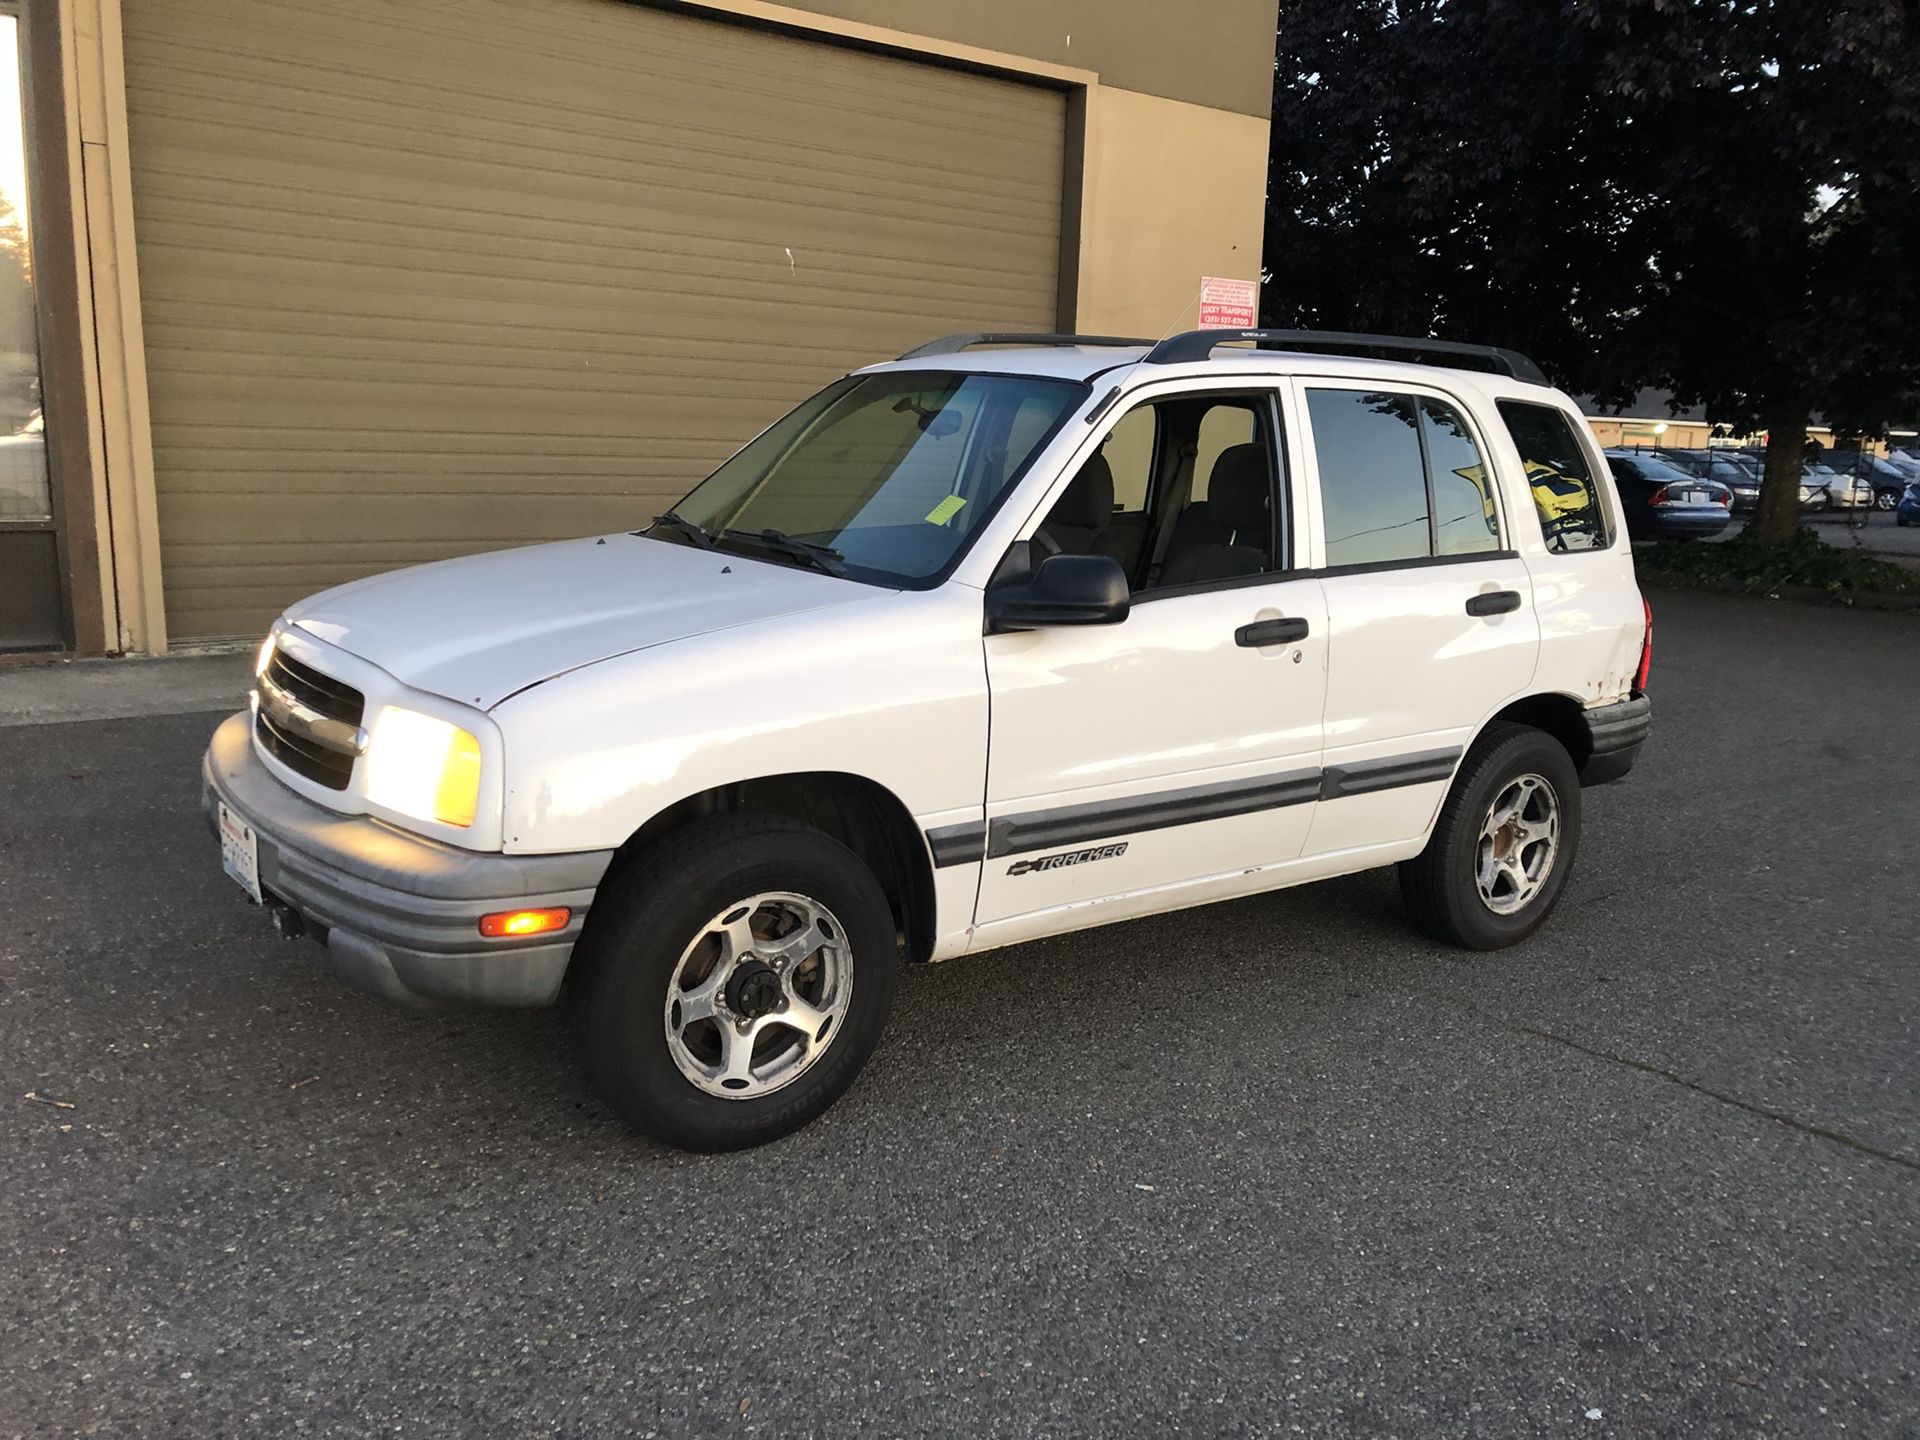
[2,588,1916,1438]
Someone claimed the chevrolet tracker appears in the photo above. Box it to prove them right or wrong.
[202,329,1652,1151]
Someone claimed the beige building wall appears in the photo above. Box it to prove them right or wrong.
[1073,85,1270,337]
[1585,417,1846,452]
[42,0,1278,653]
[770,0,1279,118]
[1584,418,1716,451]
[45,0,166,654]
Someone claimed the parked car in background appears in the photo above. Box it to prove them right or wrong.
[1649,447,1830,512]
[1604,452,1735,540]
[1827,452,1915,511]
[1898,481,1920,527]
[1806,461,1872,510]
[1648,447,1762,511]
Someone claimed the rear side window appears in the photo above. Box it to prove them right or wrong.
[1496,401,1611,553]
[1305,388,1501,567]
[1307,390,1429,566]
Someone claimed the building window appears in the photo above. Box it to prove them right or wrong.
[0,9,46,526]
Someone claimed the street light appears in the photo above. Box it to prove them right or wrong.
[1653,421,1669,451]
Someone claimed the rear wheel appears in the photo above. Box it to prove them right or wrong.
[568,815,898,1151]
[1399,723,1582,950]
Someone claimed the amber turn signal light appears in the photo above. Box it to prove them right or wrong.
[478,907,571,939]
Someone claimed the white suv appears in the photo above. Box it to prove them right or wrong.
[203,330,1651,1151]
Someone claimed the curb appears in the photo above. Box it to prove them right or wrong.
[1636,570,1920,613]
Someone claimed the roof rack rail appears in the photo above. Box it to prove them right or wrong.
[1143,328,1550,385]
[897,332,1156,361]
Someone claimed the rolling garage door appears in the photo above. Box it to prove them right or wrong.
[120,0,1065,641]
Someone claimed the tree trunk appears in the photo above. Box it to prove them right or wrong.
[1751,402,1809,544]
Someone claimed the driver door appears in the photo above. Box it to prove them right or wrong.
[972,384,1329,941]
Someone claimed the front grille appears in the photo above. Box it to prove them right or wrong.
[268,650,363,720]
[255,649,365,791]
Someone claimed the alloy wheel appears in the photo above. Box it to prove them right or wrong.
[1475,774,1560,915]
[663,892,851,1099]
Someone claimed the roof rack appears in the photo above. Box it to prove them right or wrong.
[1143,328,1550,385]
[896,332,1156,361]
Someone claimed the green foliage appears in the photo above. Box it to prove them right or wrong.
[1635,530,1914,596]
[1265,1,1920,437]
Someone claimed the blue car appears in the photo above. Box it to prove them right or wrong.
[1604,452,1735,540]
[1897,482,1920,528]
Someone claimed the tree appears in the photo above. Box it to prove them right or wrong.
[1264,0,1920,541]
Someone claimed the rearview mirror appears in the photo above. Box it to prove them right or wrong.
[985,550,1129,633]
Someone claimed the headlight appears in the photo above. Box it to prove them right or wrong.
[254,633,276,677]
[362,706,483,828]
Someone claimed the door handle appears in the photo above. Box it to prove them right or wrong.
[1465,590,1522,617]
[1236,617,1310,647]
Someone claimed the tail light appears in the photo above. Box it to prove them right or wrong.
[1634,595,1653,693]
[1714,489,1731,506]
[1646,485,1670,506]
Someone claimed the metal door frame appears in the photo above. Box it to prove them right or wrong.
[0,0,72,651]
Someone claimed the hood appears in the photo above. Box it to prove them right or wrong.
[288,534,875,709]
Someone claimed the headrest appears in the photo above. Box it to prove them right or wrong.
[1053,453,1115,529]
[1208,444,1269,534]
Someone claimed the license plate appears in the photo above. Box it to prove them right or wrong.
[1676,488,1708,504]
[218,802,262,904]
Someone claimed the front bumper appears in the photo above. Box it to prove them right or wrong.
[201,712,613,1009]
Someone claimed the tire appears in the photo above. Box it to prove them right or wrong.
[1398,723,1582,950]
[567,814,899,1152]
[1876,491,1897,511]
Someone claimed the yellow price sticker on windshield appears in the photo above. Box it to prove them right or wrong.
[924,494,966,526]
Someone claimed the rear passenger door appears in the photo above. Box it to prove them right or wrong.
[1293,380,1541,854]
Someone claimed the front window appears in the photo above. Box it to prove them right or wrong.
[664,371,1085,586]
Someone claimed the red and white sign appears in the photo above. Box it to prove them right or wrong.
[1198,275,1258,329]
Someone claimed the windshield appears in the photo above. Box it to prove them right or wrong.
[664,371,1086,587]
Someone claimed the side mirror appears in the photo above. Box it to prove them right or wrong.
[986,549,1129,633]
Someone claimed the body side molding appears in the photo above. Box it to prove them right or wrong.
[925,745,1472,868]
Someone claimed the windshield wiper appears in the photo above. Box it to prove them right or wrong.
[719,528,847,576]
[646,511,718,551]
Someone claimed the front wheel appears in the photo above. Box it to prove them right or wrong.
[568,815,899,1151]
[1399,723,1582,950]
[1876,491,1897,511]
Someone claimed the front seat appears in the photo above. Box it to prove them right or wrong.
[1158,444,1270,588]
[1035,453,1116,557]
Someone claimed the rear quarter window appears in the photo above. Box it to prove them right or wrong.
[1496,401,1612,553]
